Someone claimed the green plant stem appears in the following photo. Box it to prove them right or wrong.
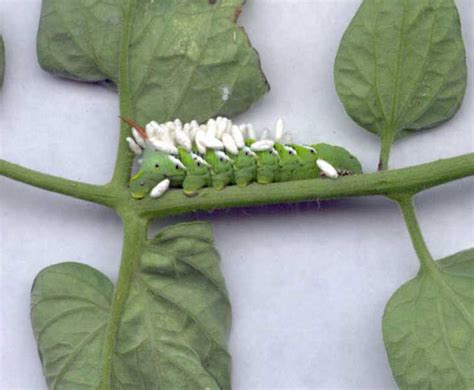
[2,153,473,218]
[99,213,149,389]
[110,0,135,189]
[378,128,395,171]
[0,159,116,207]
[394,194,437,271]
[136,153,474,219]
[392,195,473,322]
[99,5,146,387]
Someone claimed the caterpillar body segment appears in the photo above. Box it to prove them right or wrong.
[274,143,300,182]
[243,138,277,185]
[289,145,320,181]
[204,150,234,191]
[178,149,211,197]
[124,117,362,199]
[255,147,279,184]
[233,147,258,187]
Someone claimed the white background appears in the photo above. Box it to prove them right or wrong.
[0,0,473,389]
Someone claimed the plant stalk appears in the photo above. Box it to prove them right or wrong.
[98,5,147,387]
[378,128,395,171]
[2,153,473,219]
[110,0,135,189]
[0,159,116,207]
[99,214,149,389]
[135,153,474,219]
[394,195,437,272]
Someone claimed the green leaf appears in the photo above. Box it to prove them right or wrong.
[30,262,113,388]
[31,222,231,389]
[334,0,467,141]
[37,0,269,124]
[383,248,474,389]
[0,36,4,88]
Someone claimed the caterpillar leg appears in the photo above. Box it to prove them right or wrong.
[256,165,277,184]
[212,172,233,191]
[214,183,225,191]
[235,178,250,187]
[257,178,271,184]
[183,189,199,197]
[182,175,210,197]
[234,166,256,187]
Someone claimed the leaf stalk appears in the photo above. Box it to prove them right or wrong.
[0,159,117,207]
[393,194,438,272]
[378,128,395,171]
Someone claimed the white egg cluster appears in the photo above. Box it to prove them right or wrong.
[126,117,292,158]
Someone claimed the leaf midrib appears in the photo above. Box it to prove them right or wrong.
[371,2,385,135]
[386,0,407,136]
[394,0,436,128]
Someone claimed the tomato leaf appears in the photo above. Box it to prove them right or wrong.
[383,248,474,389]
[31,222,231,389]
[37,0,269,124]
[335,0,467,141]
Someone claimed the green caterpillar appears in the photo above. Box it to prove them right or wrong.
[124,117,362,199]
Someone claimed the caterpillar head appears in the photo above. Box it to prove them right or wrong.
[129,149,186,199]
[129,170,163,199]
